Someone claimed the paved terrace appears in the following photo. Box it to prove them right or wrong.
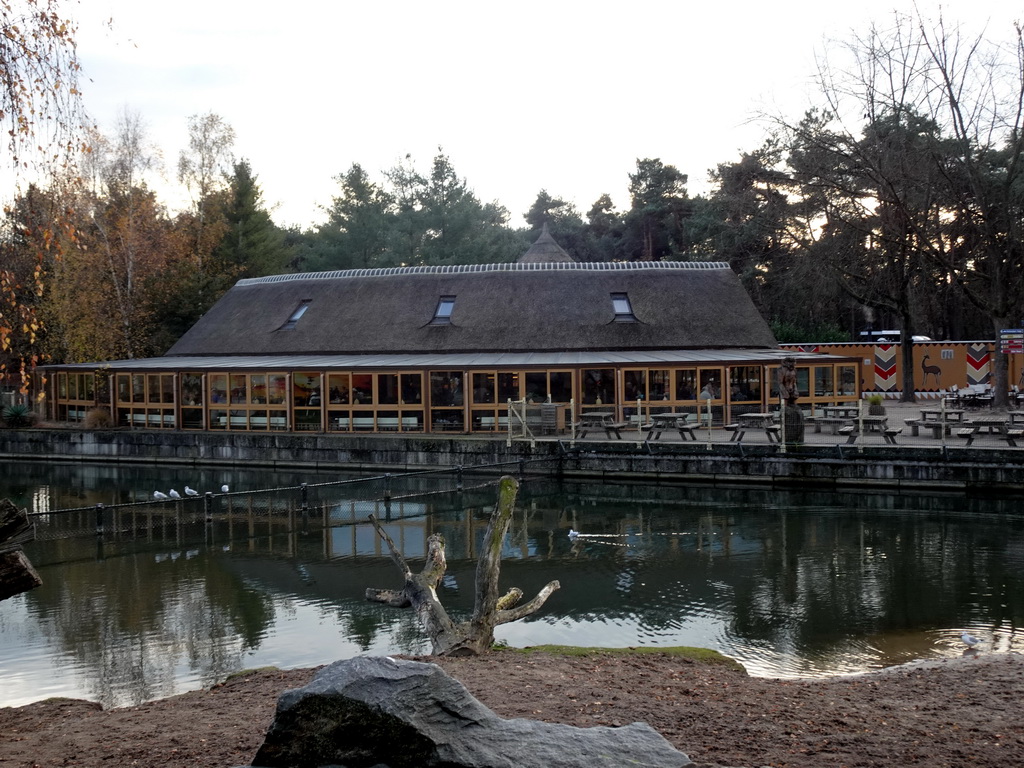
[536,401,1023,452]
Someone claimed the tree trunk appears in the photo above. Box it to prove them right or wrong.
[365,476,560,656]
[991,317,1011,408]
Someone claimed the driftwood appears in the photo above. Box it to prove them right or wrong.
[366,475,560,656]
[0,498,42,601]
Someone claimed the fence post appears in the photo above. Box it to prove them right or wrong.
[94,503,104,536]
[456,465,464,491]
[300,483,309,516]
[383,473,392,502]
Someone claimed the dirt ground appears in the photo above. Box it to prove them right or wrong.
[0,649,1021,768]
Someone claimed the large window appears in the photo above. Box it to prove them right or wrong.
[582,369,615,407]
[729,367,762,402]
[430,370,465,431]
[180,373,204,429]
[56,372,96,422]
[292,372,322,431]
[207,372,289,431]
[328,371,424,432]
[116,373,176,429]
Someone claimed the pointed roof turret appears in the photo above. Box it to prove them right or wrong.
[517,223,576,264]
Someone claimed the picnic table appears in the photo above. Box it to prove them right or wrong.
[967,416,1009,435]
[836,415,900,444]
[920,408,966,423]
[726,412,780,442]
[959,392,994,409]
[906,408,967,438]
[821,405,860,419]
[643,412,698,441]
[576,411,629,439]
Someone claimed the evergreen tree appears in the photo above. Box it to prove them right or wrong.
[213,159,290,280]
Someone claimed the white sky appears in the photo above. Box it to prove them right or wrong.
[70,1,1018,231]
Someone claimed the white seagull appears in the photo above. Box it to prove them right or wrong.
[168,489,181,499]
[961,631,982,648]
[184,486,199,497]
[568,529,580,540]
[153,491,169,500]
[221,484,230,493]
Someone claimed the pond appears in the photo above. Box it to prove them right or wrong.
[1,460,1022,708]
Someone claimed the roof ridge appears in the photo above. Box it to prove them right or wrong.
[239,261,730,285]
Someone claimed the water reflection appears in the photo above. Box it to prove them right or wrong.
[1,461,1023,708]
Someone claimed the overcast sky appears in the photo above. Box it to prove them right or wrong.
[72,1,1017,230]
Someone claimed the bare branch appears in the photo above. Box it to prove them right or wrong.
[368,513,413,581]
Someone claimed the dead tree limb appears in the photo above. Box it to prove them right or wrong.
[365,475,560,656]
[0,498,41,601]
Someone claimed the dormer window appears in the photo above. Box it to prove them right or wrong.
[431,296,456,325]
[278,300,310,331]
[610,292,636,322]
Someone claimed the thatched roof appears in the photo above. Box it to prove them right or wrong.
[517,223,576,263]
[165,261,778,357]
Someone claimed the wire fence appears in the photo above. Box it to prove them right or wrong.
[27,457,557,543]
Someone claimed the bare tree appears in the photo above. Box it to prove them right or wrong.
[366,476,560,656]
[790,11,1024,404]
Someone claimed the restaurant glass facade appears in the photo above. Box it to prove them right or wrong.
[50,360,861,434]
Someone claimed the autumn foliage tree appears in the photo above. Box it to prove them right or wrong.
[0,0,88,392]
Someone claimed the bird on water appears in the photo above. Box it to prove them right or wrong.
[961,631,981,648]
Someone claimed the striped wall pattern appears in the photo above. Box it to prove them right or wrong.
[874,344,898,392]
[966,344,991,386]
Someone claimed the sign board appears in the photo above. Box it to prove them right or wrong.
[1000,329,1024,352]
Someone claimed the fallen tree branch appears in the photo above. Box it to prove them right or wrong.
[365,475,560,655]
[0,499,41,601]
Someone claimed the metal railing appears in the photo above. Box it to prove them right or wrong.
[26,457,559,543]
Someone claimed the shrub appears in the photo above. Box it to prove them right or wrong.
[2,404,35,428]
[83,408,114,429]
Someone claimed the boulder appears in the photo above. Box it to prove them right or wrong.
[250,656,691,768]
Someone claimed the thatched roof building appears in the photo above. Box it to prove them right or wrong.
[167,261,776,357]
[41,229,859,434]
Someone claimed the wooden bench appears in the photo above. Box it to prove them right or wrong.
[725,423,780,443]
[906,418,948,439]
[576,418,629,439]
[839,425,902,445]
[602,421,629,439]
[814,417,852,435]
[957,426,980,446]
[642,417,698,442]
[1006,428,1024,447]
[251,415,288,430]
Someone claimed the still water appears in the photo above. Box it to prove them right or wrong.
[1,460,1022,709]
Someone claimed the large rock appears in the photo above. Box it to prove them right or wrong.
[250,656,691,768]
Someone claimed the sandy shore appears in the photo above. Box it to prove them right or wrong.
[1,649,1022,768]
